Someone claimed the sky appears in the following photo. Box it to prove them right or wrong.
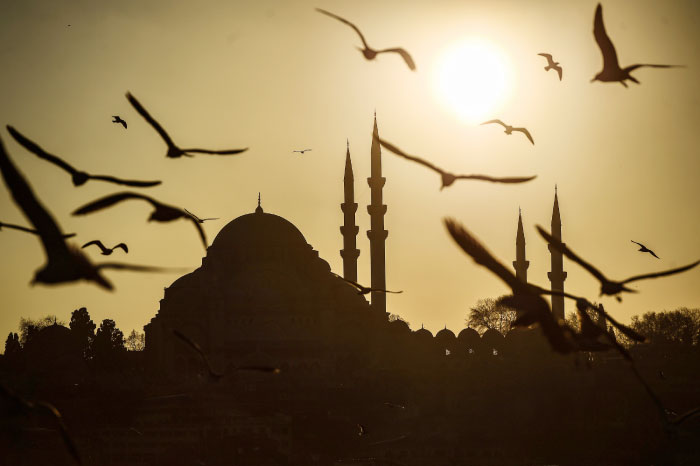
[1,0,699,343]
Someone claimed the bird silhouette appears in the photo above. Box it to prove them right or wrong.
[537,225,699,299]
[7,126,161,188]
[357,423,366,436]
[631,240,659,259]
[591,3,682,87]
[537,53,562,80]
[378,137,536,190]
[82,240,128,255]
[126,92,248,158]
[0,136,182,290]
[292,149,312,154]
[315,8,416,71]
[72,192,208,250]
[481,120,534,145]
[112,116,127,128]
[333,273,402,295]
[184,208,219,224]
[1,220,76,238]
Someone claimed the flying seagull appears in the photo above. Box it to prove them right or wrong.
[333,273,402,295]
[378,137,536,190]
[72,192,208,250]
[184,208,219,224]
[481,120,534,145]
[315,8,416,71]
[0,137,177,290]
[82,240,128,255]
[537,53,562,80]
[592,3,682,87]
[7,126,161,188]
[112,116,127,128]
[126,92,248,158]
[631,240,659,259]
[537,225,699,299]
[357,424,366,436]
[1,220,76,238]
[292,149,312,154]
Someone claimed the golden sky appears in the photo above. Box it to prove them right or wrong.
[1,0,699,342]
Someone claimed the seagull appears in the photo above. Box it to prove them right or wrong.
[0,136,183,290]
[333,273,402,295]
[481,120,534,145]
[631,240,659,259]
[7,126,161,188]
[1,220,76,238]
[537,53,562,80]
[112,116,127,128]
[591,3,682,87]
[126,92,248,158]
[81,240,128,255]
[315,8,416,71]
[537,225,699,300]
[378,137,536,190]
[292,149,312,154]
[184,208,219,224]
[72,192,208,250]
[357,424,366,436]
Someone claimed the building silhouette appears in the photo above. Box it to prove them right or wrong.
[512,208,529,284]
[366,114,388,314]
[340,140,359,282]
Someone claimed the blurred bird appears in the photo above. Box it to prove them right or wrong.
[112,116,127,128]
[333,273,402,295]
[315,8,416,71]
[357,424,366,436]
[1,220,76,238]
[126,92,248,158]
[72,192,208,250]
[481,120,534,145]
[0,136,183,290]
[292,149,312,154]
[383,402,406,409]
[184,208,219,224]
[538,53,562,80]
[82,240,128,255]
[631,240,659,259]
[7,126,161,188]
[378,137,536,190]
[537,225,699,299]
[591,3,682,87]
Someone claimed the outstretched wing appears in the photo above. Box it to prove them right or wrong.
[113,243,128,253]
[171,328,224,378]
[538,53,554,64]
[512,127,535,145]
[181,147,248,155]
[97,262,187,273]
[183,208,201,222]
[186,216,208,250]
[453,174,537,184]
[7,126,79,176]
[126,92,177,148]
[621,260,700,285]
[315,8,371,50]
[82,240,106,252]
[536,225,609,284]
[555,66,563,81]
[625,64,683,73]
[88,174,162,187]
[72,192,159,216]
[377,137,445,176]
[377,47,416,71]
[480,119,507,128]
[593,3,620,71]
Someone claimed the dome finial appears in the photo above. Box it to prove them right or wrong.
[255,192,263,213]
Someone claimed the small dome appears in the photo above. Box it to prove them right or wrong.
[435,327,456,342]
[458,327,480,342]
[388,319,410,334]
[482,328,505,341]
[413,325,433,340]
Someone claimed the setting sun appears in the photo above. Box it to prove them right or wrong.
[433,39,514,124]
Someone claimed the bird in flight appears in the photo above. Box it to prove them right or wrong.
[292,149,312,154]
[184,208,219,224]
[378,137,536,190]
[126,92,248,158]
[537,226,699,299]
[481,120,534,145]
[591,3,682,87]
[315,8,416,71]
[357,424,366,436]
[537,53,562,80]
[631,240,659,259]
[112,116,127,128]
[7,126,161,188]
[72,192,208,250]
[82,240,128,255]
[0,137,182,290]
[1,220,76,238]
[333,273,402,295]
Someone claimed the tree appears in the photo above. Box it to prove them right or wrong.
[125,330,145,351]
[388,314,410,326]
[630,307,700,346]
[4,332,21,356]
[69,307,96,358]
[18,315,65,345]
[466,297,516,334]
[91,319,126,368]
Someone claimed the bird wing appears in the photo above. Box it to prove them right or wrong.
[171,329,224,378]
[82,240,107,252]
[538,53,554,64]
[114,243,128,253]
[126,92,177,148]
[650,250,660,259]
[625,64,683,72]
[453,174,537,184]
[33,401,82,466]
[200,217,219,221]
[377,47,416,71]
[480,119,507,128]
[620,260,700,285]
[7,126,79,175]
[377,137,444,176]
[512,127,535,145]
[180,147,248,155]
[555,65,563,80]
[593,3,620,71]
[97,262,188,273]
[332,272,364,292]
[87,174,162,187]
[536,225,610,284]
[1,221,40,235]
[121,120,127,129]
[673,407,700,426]
[72,192,158,216]
[183,208,201,222]
[630,240,644,248]
[315,8,371,50]
[186,216,208,250]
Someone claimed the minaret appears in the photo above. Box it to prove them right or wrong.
[512,208,529,284]
[367,114,388,313]
[340,140,360,282]
[547,186,567,321]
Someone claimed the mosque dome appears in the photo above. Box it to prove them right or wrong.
[413,325,433,341]
[458,327,480,342]
[435,327,456,342]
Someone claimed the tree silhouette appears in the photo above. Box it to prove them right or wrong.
[4,332,21,356]
[630,307,700,347]
[91,319,126,369]
[125,330,145,351]
[466,296,516,334]
[18,315,65,345]
[69,307,96,359]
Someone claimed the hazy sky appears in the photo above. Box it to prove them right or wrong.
[1,0,699,342]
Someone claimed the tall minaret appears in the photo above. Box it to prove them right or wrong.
[340,140,360,282]
[547,186,567,321]
[367,114,388,313]
[512,208,529,284]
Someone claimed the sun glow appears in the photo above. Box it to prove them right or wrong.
[433,39,514,124]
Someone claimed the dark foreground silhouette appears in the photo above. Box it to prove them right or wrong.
[1,220,76,238]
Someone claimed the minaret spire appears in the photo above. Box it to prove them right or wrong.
[548,186,567,321]
[512,207,529,284]
[367,114,388,313]
[340,140,360,282]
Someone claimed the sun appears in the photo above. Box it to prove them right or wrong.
[433,39,514,124]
